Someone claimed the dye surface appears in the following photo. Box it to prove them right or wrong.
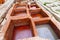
[16,6,26,8]
[36,24,58,40]
[13,25,32,40]
[15,13,27,17]
[31,5,39,8]
[30,7,36,9]
[31,13,43,21]
[31,13,43,18]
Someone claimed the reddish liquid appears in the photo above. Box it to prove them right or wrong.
[13,25,32,40]
[31,13,43,18]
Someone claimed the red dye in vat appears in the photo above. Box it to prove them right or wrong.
[13,25,32,40]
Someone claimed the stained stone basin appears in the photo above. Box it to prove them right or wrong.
[13,25,33,40]
[36,24,58,40]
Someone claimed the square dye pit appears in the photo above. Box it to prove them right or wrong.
[13,25,33,40]
[36,24,58,40]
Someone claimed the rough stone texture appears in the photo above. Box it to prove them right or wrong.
[0,0,14,24]
[0,33,4,40]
